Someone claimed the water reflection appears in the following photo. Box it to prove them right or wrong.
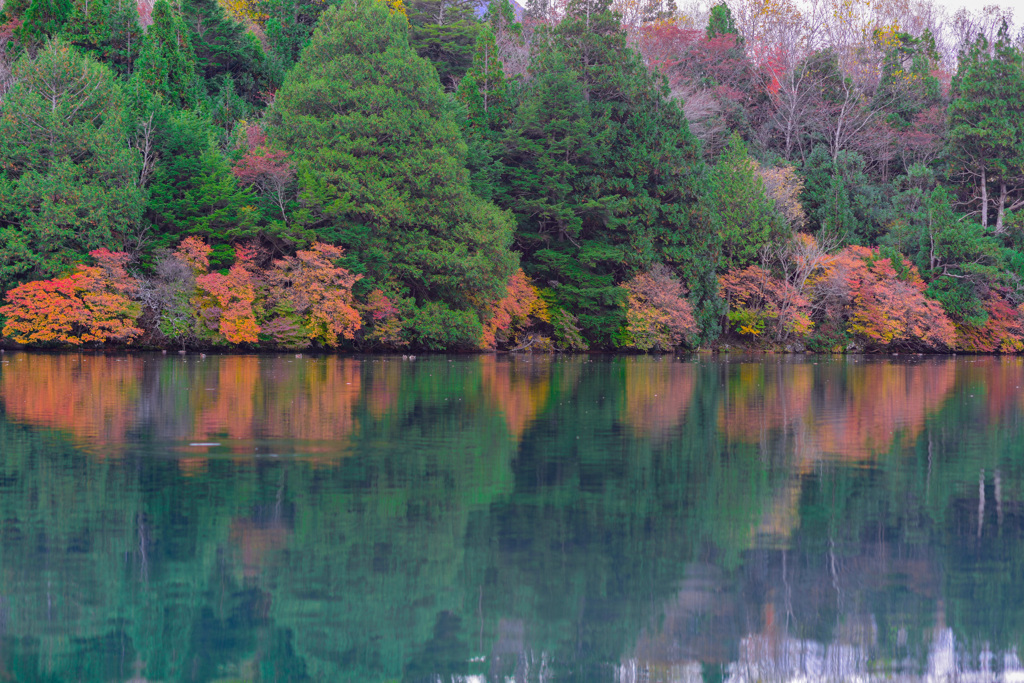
[0,353,1022,681]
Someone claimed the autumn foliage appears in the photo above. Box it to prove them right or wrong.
[808,246,955,351]
[0,249,142,346]
[481,269,548,350]
[954,289,1024,353]
[719,266,812,340]
[621,266,699,351]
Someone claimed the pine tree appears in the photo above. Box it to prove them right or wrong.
[0,41,143,291]
[180,0,270,102]
[59,0,143,75]
[455,23,509,200]
[948,22,1024,233]
[266,0,517,344]
[134,0,203,109]
[706,2,738,40]
[408,0,480,89]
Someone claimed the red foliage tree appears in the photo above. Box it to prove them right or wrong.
[359,289,407,349]
[621,266,698,351]
[195,245,261,345]
[232,123,294,222]
[268,243,362,347]
[954,289,1024,353]
[481,269,546,349]
[809,246,955,351]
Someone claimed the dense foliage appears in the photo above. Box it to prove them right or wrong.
[2,0,1024,351]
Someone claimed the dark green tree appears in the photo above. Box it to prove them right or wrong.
[706,1,738,39]
[266,0,518,346]
[495,0,719,345]
[134,0,204,109]
[709,134,788,269]
[408,0,480,89]
[180,0,271,103]
[0,41,143,290]
[59,0,144,75]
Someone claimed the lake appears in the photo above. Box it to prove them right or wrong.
[0,352,1022,682]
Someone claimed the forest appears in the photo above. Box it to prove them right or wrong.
[1,0,1024,352]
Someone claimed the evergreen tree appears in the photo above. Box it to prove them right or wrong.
[266,0,517,345]
[455,23,509,200]
[948,23,1024,232]
[872,28,941,129]
[15,0,72,48]
[706,2,738,40]
[0,41,143,291]
[134,0,203,109]
[180,0,271,102]
[59,0,143,75]
[495,0,718,345]
[142,106,260,264]
[710,134,788,269]
[408,0,480,89]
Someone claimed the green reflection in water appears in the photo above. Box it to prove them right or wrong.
[0,353,1021,682]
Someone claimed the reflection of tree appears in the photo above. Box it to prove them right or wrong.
[0,355,1023,681]
[480,356,552,441]
[0,354,142,452]
[620,357,696,441]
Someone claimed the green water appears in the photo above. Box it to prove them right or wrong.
[0,352,1022,682]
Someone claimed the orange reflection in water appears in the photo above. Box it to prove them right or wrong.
[0,353,363,456]
[480,356,552,441]
[0,354,143,453]
[719,359,957,462]
[621,359,696,440]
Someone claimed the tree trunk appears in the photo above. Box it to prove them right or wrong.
[980,167,988,229]
[995,180,1008,233]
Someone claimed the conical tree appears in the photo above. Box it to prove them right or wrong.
[134,0,203,108]
[266,0,517,346]
[710,134,788,269]
[495,0,718,345]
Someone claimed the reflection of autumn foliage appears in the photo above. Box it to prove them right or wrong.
[809,246,955,351]
[0,249,142,345]
[954,290,1024,353]
[621,359,696,440]
[720,361,956,462]
[719,363,813,444]
[230,518,290,579]
[622,266,699,351]
[191,357,362,450]
[959,357,1024,422]
[720,266,812,341]
[480,356,551,440]
[812,361,956,460]
[481,269,547,350]
[0,355,142,450]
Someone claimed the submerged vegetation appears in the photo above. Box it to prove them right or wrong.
[2,0,1024,351]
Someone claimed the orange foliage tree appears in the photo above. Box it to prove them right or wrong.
[719,265,812,341]
[268,243,362,347]
[0,249,142,345]
[621,266,699,351]
[808,245,955,351]
[481,269,548,350]
[194,245,262,345]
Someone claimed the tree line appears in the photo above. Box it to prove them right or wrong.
[0,0,1023,351]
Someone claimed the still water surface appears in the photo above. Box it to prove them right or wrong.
[0,352,1022,682]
